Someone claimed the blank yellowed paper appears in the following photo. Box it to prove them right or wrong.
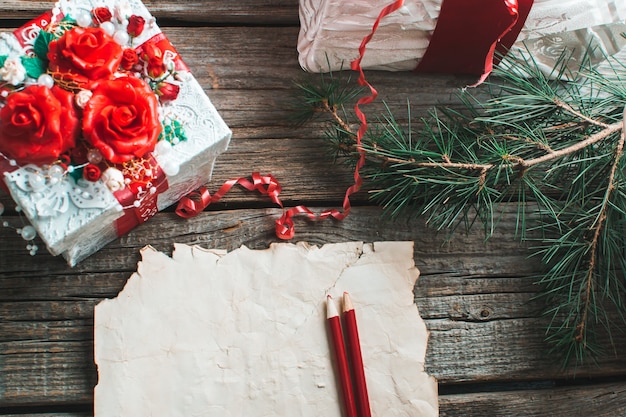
[94,241,438,416]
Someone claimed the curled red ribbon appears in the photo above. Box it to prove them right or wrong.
[174,173,322,239]
[176,172,281,218]
[175,0,535,238]
[176,1,405,240]
[278,0,407,238]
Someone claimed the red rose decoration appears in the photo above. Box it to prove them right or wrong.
[82,76,161,164]
[0,85,79,165]
[47,27,123,85]
[83,163,102,182]
[93,7,112,24]
[127,15,146,37]
[156,82,180,102]
[142,43,166,78]
[120,49,139,71]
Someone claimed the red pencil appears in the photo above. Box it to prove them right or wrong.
[343,292,371,417]
[327,295,358,417]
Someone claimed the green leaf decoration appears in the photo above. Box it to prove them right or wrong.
[69,165,84,182]
[33,30,54,61]
[159,118,188,144]
[0,55,7,68]
[60,16,77,25]
[52,18,78,36]
[171,119,188,142]
[20,56,46,80]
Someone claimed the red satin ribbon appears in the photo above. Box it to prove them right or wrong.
[175,1,405,240]
[416,0,534,83]
[13,11,55,49]
[175,172,282,219]
[174,173,317,240]
[176,172,295,239]
[346,0,407,207]
[114,155,169,237]
[135,32,190,73]
[495,0,534,65]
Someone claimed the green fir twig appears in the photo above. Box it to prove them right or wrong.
[291,47,626,367]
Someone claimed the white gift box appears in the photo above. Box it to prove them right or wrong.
[297,0,626,74]
[0,0,231,266]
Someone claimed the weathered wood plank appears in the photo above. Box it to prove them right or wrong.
[439,382,626,417]
[0,0,300,25]
[0,341,95,406]
[2,381,626,417]
[2,379,626,417]
[1,204,540,277]
[1,206,625,408]
[0,414,89,417]
[1,6,625,417]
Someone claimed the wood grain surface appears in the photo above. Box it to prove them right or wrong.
[1,1,625,416]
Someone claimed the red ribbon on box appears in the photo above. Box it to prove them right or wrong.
[416,0,534,82]
[113,154,169,237]
[12,10,54,50]
[134,32,191,73]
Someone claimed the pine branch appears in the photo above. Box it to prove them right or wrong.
[291,47,626,366]
[554,98,611,128]
[577,135,621,341]
[321,98,354,134]
[323,105,622,179]
[523,122,621,168]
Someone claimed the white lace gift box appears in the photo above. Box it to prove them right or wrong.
[0,0,231,266]
[297,0,626,75]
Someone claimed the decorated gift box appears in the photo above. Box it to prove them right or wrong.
[0,0,231,266]
[297,0,626,78]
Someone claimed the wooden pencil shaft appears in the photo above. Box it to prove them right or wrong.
[327,297,358,417]
[343,292,371,417]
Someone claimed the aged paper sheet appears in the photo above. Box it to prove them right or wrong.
[95,241,438,416]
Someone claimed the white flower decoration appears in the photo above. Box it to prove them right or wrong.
[114,0,133,23]
[75,89,93,109]
[163,50,177,71]
[0,57,27,86]
[100,167,126,192]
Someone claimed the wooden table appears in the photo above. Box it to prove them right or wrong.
[1,1,625,416]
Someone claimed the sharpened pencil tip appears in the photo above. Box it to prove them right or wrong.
[326,294,339,319]
[342,291,354,312]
